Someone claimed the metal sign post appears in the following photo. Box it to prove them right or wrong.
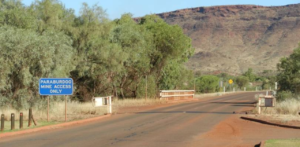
[47,97,49,122]
[39,78,73,122]
[229,79,233,92]
[65,96,67,122]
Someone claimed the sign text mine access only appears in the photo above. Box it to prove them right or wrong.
[39,78,73,95]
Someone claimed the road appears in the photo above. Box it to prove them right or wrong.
[0,92,259,147]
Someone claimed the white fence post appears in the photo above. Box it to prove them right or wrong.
[109,96,112,114]
[258,98,261,114]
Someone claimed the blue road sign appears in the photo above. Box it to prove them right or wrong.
[39,78,73,95]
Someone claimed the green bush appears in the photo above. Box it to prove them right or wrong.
[276,91,293,101]
[195,75,219,93]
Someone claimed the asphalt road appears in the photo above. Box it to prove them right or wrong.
[0,92,259,147]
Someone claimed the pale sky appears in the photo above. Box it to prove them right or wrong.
[22,0,300,19]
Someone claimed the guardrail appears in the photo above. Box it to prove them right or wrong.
[159,90,195,100]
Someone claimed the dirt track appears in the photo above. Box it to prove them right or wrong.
[1,92,299,147]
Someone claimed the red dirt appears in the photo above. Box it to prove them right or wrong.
[188,97,300,147]
[193,114,300,147]
[246,115,300,127]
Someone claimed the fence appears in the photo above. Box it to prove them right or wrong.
[159,90,195,100]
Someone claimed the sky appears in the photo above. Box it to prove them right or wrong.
[22,0,300,20]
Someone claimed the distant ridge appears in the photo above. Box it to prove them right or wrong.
[156,4,300,74]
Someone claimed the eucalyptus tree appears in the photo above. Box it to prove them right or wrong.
[0,0,36,29]
[109,14,151,98]
[68,3,115,101]
[139,15,194,89]
[0,26,74,109]
[29,0,75,32]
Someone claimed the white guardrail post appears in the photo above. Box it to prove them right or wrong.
[108,96,112,114]
[258,97,261,114]
[159,90,195,100]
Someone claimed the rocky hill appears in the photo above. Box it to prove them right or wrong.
[157,4,300,75]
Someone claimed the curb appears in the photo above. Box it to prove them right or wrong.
[0,114,112,138]
[240,116,300,129]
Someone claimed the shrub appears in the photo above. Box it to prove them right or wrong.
[276,91,293,101]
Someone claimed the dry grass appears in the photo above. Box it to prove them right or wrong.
[0,102,108,122]
[0,98,167,122]
[113,98,168,107]
[253,98,300,122]
[260,98,300,115]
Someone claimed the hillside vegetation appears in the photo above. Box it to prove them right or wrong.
[158,4,300,74]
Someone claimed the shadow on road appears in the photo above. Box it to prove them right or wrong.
[136,111,237,114]
[231,104,255,107]
[211,101,256,104]
[211,101,256,107]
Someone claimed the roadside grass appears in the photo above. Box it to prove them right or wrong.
[265,139,300,147]
[1,121,57,133]
[260,98,300,115]
[252,96,300,122]
[0,98,168,131]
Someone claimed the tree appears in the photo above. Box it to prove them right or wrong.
[0,0,36,29]
[0,26,74,109]
[243,68,256,82]
[195,75,219,93]
[235,76,249,89]
[0,2,195,103]
[159,61,194,90]
[277,43,300,94]
[139,15,194,86]
[69,3,113,101]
